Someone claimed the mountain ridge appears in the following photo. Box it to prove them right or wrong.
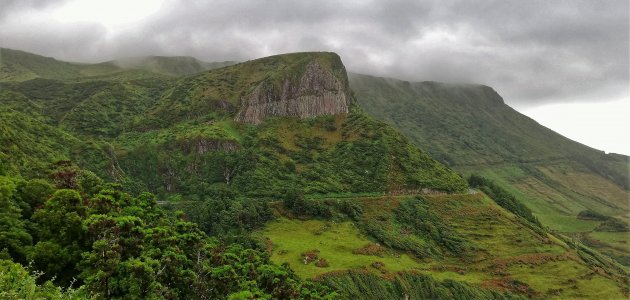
[0,47,237,81]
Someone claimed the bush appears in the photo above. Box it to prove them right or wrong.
[301,249,320,264]
[316,258,330,268]
[577,210,608,221]
[0,260,82,299]
[596,218,629,232]
[321,270,525,299]
[395,197,473,255]
[468,174,541,226]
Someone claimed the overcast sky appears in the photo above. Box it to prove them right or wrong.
[1,0,629,154]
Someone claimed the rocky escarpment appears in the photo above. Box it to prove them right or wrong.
[235,60,350,124]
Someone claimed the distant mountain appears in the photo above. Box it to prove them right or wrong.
[349,73,629,264]
[0,48,236,82]
[111,56,236,76]
[0,48,86,81]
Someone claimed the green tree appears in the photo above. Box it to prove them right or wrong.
[0,177,32,263]
[15,178,54,218]
[29,189,88,285]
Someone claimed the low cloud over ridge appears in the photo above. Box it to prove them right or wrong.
[1,0,628,108]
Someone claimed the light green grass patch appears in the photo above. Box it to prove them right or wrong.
[508,260,623,299]
[545,216,600,233]
[262,218,423,278]
[589,231,630,248]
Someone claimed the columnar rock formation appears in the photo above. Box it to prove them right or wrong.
[235,60,350,124]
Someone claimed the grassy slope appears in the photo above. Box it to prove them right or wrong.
[348,73,629,263]
[263,218,422,278]
[2,76,171,137]
[261,194,628,299]
[0,48,83,81]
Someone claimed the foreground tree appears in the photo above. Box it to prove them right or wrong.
[0,177,32,263]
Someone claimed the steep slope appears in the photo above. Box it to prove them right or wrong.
[143,52,350,128]
[0,50,466,197]
[260,194,628,299]
[349,73,630,264]
[349,73,627,172]
[113,52,466,197]
[0,92,109,178]
[1,76,171,137]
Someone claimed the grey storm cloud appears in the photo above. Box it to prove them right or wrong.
[0,0,627,107]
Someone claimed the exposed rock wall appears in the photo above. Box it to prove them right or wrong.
[235,61,349,124]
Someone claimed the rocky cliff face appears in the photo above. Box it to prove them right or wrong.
[235,60,350,124]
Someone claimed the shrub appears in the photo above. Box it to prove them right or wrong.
[301,249,320,264]
[596,218,629,232]
[316,258,330,268]
[468,174,541,226]
[577,210,608,221]
[353,243,386,257]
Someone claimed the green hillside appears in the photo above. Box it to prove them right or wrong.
[349,73,630,265]
[0,48,84,81]
[261,194,627,299]
[0,49,628,299]
[110,52,466,198]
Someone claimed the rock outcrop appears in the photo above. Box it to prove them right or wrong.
[235,60,350,124]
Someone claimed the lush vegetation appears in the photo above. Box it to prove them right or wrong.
[1,49,467,200]
[262,194,629,298]
[349,72,629,265]
[321,271,525,300]
[0,259,82,299]
[1,48,628,298]
[111,112,467,199]
[0,169,336,299]
[468,174,540,226]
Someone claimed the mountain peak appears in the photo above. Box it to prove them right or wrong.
[235,52,350,124]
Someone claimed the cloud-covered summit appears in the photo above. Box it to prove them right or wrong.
[1,0,628,108]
